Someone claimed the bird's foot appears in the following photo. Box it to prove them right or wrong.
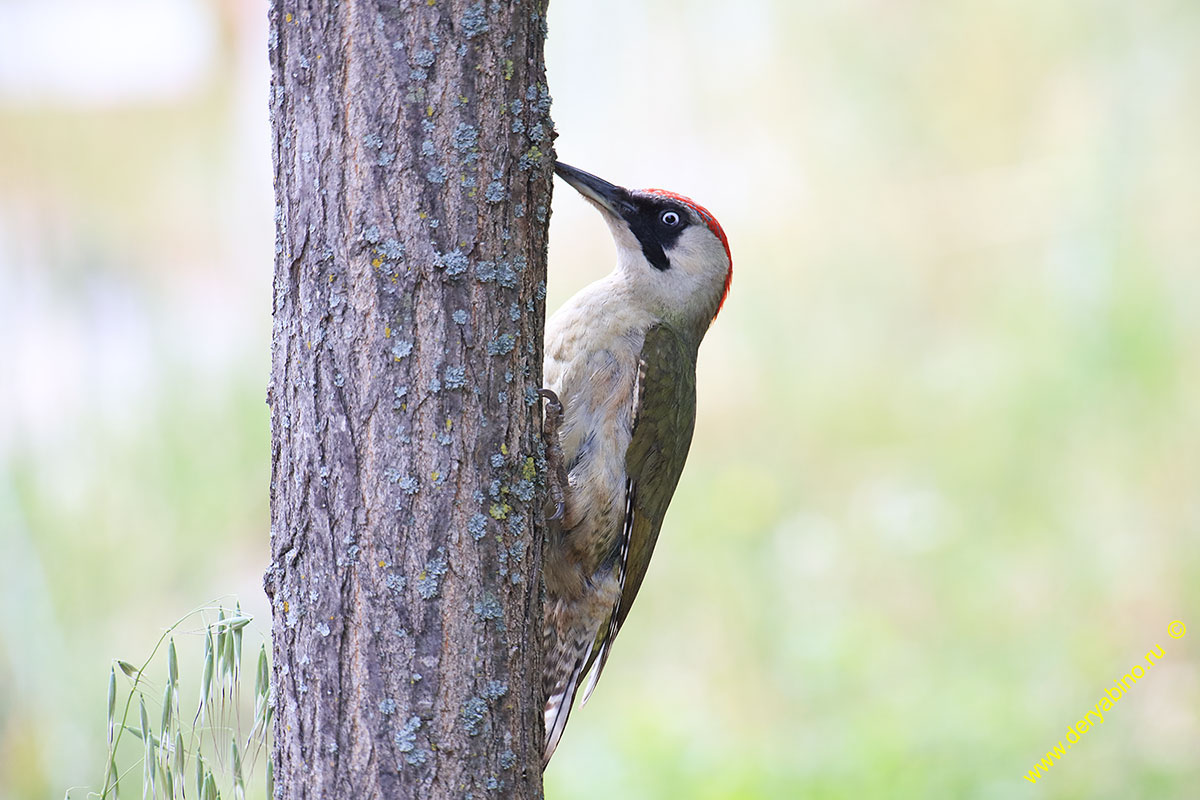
[539,389,568,521]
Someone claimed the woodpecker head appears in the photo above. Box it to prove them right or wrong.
[555,161,732,329]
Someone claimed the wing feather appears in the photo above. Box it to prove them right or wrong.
[578,324,697,698]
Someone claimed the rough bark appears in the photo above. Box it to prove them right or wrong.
[265,1,553,797]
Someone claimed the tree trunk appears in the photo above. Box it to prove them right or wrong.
[265,2,554,797]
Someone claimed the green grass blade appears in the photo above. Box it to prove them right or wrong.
[107,667,116,747]
[160,681,173,739]
[167,638,178,689]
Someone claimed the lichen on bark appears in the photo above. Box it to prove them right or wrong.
[266,1,554,796]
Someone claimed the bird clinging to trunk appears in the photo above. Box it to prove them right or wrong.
[541,161,732,763]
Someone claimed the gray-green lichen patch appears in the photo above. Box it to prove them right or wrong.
[528,82,553,115]
[452,309,468,325]
[391,339,414,359]
[385,572,406,592]
[436,249,469,278]
[379,697,396,715]
[474,258,520,288]
[460,696,487,736]
[484,181,506,204]
[415,548,448,599]
[284,597,301,628]
[381,238,405,260]
[444,365,466,389]
[461,3,488,38]
[452,123,480,160]
[507,539,527,564]
[511,479,534,502]
[394,715,427,765]
[517,146,545,171]
[473,594,502,621]
[468,512,489,540]
[427,165,447,184]
[335,541,360,567]
[482,680,508,701]
[486,333,516,356]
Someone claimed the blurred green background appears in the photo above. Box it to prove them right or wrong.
[2,0,1197,797]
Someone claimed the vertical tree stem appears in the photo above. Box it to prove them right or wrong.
[266,1,554,796]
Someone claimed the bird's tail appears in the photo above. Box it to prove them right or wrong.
[542,609,599,764]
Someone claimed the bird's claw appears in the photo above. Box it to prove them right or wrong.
[538,388,562,411]
[539,388,569,524]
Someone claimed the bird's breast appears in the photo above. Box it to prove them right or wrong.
[543,291,650,586]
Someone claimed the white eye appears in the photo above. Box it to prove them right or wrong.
[660,210,681,227]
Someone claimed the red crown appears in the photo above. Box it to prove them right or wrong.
[643,188,732,318]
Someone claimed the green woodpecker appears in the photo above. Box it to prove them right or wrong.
[542,162,732,763]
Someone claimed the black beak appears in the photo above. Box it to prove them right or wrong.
[554,162,636,218]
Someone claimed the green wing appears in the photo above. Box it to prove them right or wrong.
[581,323,697,698]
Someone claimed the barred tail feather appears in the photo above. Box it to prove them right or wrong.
[543,639,589,764]
[543,477,638,762]
[579,640,608,707]
[582,479,635,707]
